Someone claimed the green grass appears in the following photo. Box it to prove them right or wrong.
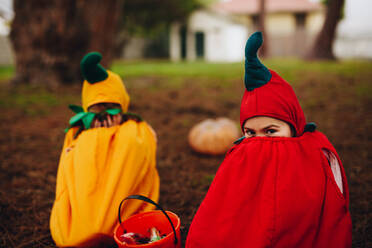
[111,60,243,79]
[0,65,14,81]
[111,59,372,77]
[111,60,244,89]
[264,58,372,84]
[1,58,372,95]
[2,59,371,83]
[0,86,59,116]
[110,59,372,88]
[0,85,81,117]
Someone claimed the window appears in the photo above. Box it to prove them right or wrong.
[295,13,306,29]
[195,32,205,58]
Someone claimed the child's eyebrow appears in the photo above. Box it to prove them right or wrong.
[263,124,280,129]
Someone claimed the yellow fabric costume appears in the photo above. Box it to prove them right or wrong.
[50,52,159,247]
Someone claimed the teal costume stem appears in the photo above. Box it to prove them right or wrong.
[244,31,271,91]
[80,52,108,84]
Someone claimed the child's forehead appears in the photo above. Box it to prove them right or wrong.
[88,102,121,112]
[244,116,287,127]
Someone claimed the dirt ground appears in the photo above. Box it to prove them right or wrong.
[0,72,371,247]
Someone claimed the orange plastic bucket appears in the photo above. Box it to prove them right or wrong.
[114,195,181,248]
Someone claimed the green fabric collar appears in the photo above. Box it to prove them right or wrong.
[65,104,121,132]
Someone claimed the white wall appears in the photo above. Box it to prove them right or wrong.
[306,11,324,34]
[170,23,182,61]
[178,10,248,62]
[218,25,248,62]
[0,35,13,65]
[0,0,13,65]
[266,13,295,36]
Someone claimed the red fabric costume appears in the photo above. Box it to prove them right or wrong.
[186,32,352,248]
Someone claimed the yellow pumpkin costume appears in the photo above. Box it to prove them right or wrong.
[50,52,159,247]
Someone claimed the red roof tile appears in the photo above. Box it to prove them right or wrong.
[212,0,322,14]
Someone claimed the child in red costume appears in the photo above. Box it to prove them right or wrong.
[186,32,352,248]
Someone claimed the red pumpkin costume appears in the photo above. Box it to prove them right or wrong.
[186,32,352,248]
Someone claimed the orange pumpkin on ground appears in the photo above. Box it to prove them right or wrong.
[188,118,240,155]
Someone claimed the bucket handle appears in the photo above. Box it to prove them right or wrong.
[118,195,178,246]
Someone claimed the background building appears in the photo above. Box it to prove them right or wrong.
[1,0,372,63]
[170,0,324,62]
[0,0,13,65]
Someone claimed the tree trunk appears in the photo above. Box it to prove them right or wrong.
[258,0,267,57]
[307,0,344,60]
[10,0,123,86]
[83,0,123,65]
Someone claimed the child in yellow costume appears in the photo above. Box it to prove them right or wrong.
[50,52,160,247]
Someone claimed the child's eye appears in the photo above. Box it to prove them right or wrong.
[245,130,256,137]
[266,129,277,134]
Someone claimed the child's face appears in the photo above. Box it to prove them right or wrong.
[88,102,123,128]
[243,116,293,138]
[88,102,121,113]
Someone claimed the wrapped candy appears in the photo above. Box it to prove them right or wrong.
[120,232,150,245]
[119,227,163,245]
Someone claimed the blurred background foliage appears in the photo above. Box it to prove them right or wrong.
[115,0,206,58]
[120,0,204,37]
[5,0,347,85]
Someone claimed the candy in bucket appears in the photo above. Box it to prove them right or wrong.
[113,195,181,248]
